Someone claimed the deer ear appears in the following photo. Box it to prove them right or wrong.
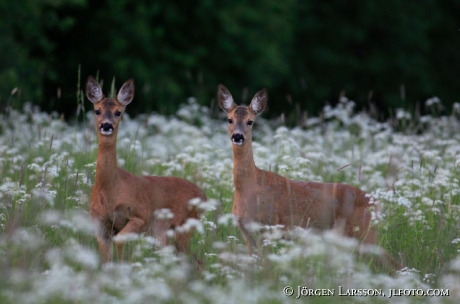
[249,88,267,115]
[218,84,237,113]
[117,79,135,106]
[86,76,104,104]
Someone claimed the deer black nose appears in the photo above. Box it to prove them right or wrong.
[231,133,245,145]
[100,122,114,135]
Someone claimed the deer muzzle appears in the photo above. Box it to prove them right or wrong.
[100,122,114,136]
[231,133,245,145]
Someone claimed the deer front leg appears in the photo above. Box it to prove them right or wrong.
[93,217,114,263]
[238,217,258,255]
[97,236,114,263]
[114,217,145,262]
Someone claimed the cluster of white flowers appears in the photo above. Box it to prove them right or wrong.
[0,98,459,303]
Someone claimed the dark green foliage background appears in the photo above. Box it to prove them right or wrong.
[1,0,459,119]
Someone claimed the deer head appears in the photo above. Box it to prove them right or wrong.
[86,76,135,138]
[218,84,267,146]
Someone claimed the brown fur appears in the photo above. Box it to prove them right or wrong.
[87,76,206,263]
[218,84,401,271]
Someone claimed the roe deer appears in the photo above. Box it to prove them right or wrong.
[217,84,401,270]
[86,76,206,263]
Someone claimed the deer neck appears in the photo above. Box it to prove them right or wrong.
[95,135,120,188]
[232,139,258,191]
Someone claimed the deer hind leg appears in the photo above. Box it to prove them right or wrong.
[175,229,194,254]
[356,242,404,273]
[348,206,403,272]
[344,206,375,243]
[176,229,204,271]
[152,218,203,270]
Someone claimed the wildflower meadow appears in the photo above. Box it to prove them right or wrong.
[0,96,459,303]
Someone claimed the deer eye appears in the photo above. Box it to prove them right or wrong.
[95,110,101,115]
[247,120,253,126]
[115,111,122,117]
[228,118,233,124]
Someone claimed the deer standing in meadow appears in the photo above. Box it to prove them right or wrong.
[218,85,401,270]
[86,76,206,263]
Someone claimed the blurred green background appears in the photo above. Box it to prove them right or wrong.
[1,0,459,120]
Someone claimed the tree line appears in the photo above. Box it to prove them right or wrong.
[1,0,459,122]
